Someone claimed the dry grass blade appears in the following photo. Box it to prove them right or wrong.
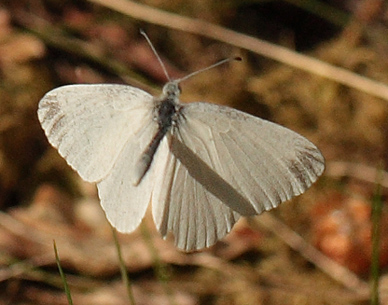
[88,0,388,102]
[253,213,370,295]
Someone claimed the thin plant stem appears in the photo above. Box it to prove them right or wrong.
[53,240,74,305]
[111,227,137,305]
[371,168,383,305]
[140,222,177,305]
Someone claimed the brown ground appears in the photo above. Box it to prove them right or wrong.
[1,0,388,304]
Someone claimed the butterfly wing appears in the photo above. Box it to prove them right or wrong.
[39,84,159,233]
[97,116,161,233]
[152,136,240,251]
[38,84,154,182]
[179,102,325,215]
[152,102,324,251]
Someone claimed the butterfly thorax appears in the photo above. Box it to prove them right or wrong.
[155,81,182,131]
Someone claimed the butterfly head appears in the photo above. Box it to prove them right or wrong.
[162,81,181,98]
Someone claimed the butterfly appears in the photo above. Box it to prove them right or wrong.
[38,34,324,251]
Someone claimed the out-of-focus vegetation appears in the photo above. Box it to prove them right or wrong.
[1,0,388,304]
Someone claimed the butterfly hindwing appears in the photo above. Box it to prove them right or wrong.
[97,117,161,233]
[152,135,240,251]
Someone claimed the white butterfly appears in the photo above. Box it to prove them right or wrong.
[38,40,324,251]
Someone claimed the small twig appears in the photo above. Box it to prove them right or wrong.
[325,161,388,189]
[0,211,46,245]
[0,253,53,282]
[253,213,370,295]
[88,0,388,102]
[15,12,158,93]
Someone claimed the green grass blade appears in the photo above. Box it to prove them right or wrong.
[371,168,383,305]
[111,227,137,305]
[140,222,176,305]
[53,240,74,305]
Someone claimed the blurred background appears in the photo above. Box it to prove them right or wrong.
[0,0,388,304]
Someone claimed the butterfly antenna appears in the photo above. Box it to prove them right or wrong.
[140,29,171,81]
[176,56,242,83]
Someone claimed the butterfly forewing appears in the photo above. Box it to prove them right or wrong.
[38,84,154,182]
[170,102,324,217]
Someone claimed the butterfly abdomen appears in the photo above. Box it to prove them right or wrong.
[133,93,179,186]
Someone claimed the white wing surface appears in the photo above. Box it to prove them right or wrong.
[152,102,324,250]
[152,136,240,251]
[38,84,154,182]
[179,102,324,215]
[97,116,161,233]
